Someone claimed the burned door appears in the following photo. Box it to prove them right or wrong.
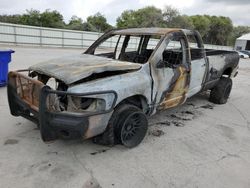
[150,31,191,110]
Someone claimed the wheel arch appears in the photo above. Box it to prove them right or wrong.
[222,67,233,77]
[115,95,150,115]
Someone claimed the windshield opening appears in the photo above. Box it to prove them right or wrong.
[85,34,162,64]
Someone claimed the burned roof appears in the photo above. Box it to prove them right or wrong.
[113,28,182,36]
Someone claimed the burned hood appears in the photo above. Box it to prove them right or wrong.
[29,54,141,85]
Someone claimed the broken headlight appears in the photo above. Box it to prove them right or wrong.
[66,96,106,113]
[46,94,106,113]
[45,90,116,115]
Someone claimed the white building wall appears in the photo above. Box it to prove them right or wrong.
[235,39,247,50]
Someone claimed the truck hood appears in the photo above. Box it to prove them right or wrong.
[29,54,141,85]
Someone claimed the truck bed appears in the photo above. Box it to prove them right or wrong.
[205,49,239,74]
[203,49,239,90]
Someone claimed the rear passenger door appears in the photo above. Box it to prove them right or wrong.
[186,32,207,97]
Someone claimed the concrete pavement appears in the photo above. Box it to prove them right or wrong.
[0,45,250,188]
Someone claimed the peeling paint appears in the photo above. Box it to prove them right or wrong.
[7,28,239,143]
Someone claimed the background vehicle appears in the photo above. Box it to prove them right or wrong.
[240,50,250,57]
[237,51,249,58]
[8,28,239,148]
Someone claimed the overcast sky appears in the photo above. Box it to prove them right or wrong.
[0,0,249,26]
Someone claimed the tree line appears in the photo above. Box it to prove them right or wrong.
[0,6,249,46]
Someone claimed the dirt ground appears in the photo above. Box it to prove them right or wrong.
[1,45,250,188]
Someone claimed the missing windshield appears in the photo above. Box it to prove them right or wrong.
[86,34,161,64]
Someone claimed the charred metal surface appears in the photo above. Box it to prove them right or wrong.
[149,31,191,112]
[113,28,181,36]
[38,87,118,141]
[202,50,239,91]
[68,64,152,112]
[158,66,189,109]
[7,27,240,143]
[29,54,141,85]
[8,70,44,111]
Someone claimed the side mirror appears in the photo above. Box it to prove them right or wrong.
[156,60,172,69]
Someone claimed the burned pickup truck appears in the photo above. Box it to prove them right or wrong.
[8,28,239,147]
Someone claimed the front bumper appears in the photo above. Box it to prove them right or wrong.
[7,71,117,142]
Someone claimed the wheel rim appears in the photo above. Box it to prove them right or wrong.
[120,112,148,148]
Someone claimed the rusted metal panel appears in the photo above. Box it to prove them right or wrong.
[84,112,112,139]
[113,28,181,36]
[29,54,141,85]
[8,71,44,111]
[148,31,191,113]
[158,66,189,109]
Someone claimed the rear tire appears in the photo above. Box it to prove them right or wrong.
[209,77,232,104]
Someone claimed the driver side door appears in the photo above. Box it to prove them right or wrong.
[150,32,191,110]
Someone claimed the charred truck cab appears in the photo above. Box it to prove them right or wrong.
[8,28,239,148]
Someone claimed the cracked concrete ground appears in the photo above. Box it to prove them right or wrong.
[0,45,250,188]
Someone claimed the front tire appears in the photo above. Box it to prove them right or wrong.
[209,77,232,104]
[115,105,148,148]
[93,104,148,148]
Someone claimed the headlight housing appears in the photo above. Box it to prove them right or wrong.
[67,96,106,112]
[44,88,117,116]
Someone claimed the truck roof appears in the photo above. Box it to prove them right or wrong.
[113,28,183,36]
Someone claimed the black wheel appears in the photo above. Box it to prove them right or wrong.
[93,104,148,148]
[209,77,232,104]
[115,105,148,148]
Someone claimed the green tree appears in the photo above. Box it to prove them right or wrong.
[82,22,97,31]
[19,9,41,26]
[39,9,65,28]
[116,10,137,28]
[18,9,65,28]
[67,16,84,30]
[162,6,194,29]
[116,6,165,28]
[169,15,194,29]
[162,5,180,24]
[207,16,233,45]
[190,15,211,40]
[86,12,112,32]
[0,14,22,24]
[0,6,245,46]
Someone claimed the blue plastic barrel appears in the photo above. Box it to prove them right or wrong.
[0,50,15,86]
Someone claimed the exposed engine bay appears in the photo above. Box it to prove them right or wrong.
[27,71,107,114]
